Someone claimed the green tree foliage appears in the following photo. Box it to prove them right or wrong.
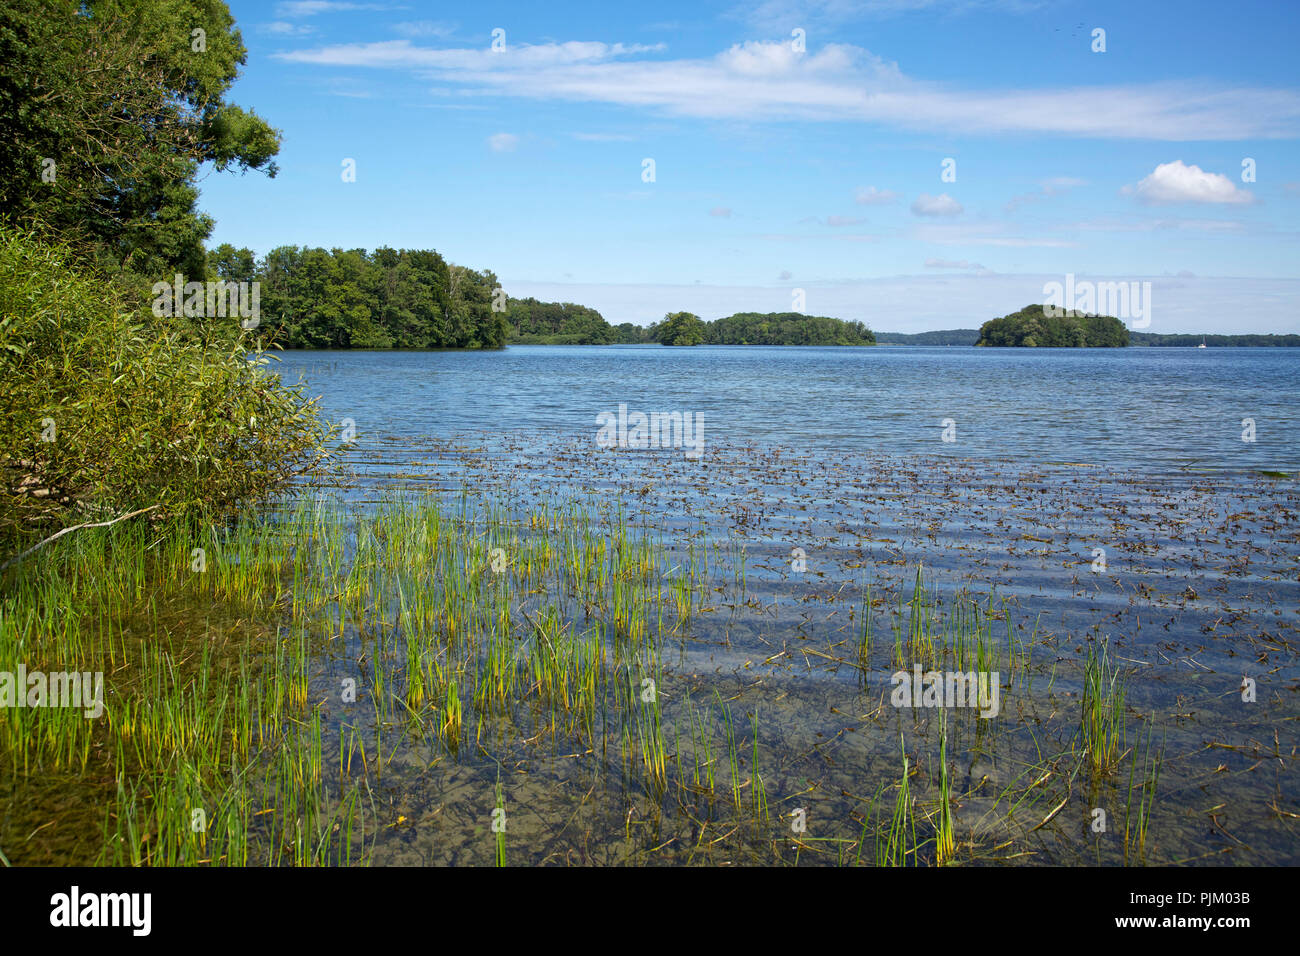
[655,311,708,346]
[644,312,874,346]
[0,226,327,541]
[612,322,652,344]
[976,304,1129,347]
[218,246,507,350]
[0,0,281,280]
[504,298,614,344]
[701,312,875,346]
[874,329,980,346]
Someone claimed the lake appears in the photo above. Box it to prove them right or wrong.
[272,345,1300,475]
[11,345,1294,866]
[255,345,1300,864]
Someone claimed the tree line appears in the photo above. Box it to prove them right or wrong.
[650,311,876,346]
[503,297,646,345]
[209,244,508,350]
[1130,332,1300,347]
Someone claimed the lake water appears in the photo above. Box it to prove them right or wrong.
[272,345,1300,474]
[260,344,1300,865]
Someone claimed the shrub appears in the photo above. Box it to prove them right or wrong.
[0,226,328,544]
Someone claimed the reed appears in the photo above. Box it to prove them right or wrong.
[1081,639,1126,774]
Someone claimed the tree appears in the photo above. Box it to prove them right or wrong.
[0,0,281,279]
[976,304,1129,347]
[659,311,706,346]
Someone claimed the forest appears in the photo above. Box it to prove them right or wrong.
[209,244,508,350]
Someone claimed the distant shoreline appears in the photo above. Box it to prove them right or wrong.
[875,329,1300,348]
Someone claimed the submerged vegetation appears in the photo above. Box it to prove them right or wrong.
[0,485,1211,866]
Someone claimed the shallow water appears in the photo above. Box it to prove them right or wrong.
[263,346,1298,865]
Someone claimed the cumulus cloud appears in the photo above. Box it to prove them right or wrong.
[488,132,518,152]
[911,192,963,216]
[1126,160,1255,204]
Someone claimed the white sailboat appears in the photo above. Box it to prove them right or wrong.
[1198,337,1207,349]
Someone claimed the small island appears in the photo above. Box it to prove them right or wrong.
[976,304,1129,347]
[653,311,876,346]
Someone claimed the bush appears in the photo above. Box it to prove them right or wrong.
[0,226,328,543]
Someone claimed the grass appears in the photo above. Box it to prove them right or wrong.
[1123,721,1162,865]
[879,736,916,867]
[0,483,1184,867]
[1081,639,1126,774]
[936,711,956,865]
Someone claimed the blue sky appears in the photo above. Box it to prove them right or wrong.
[200,0,1300,332]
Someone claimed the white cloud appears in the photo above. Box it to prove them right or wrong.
[393,21,457,38]
[263,21,316,35]
[276,1,388,16]
[275,39,1300,140]
[488,132,518,152]
[855,186,898,204]
[709,207,733,218]
[911,193,963,217]
[1126,160,1255,205]
[279,39,666,69]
